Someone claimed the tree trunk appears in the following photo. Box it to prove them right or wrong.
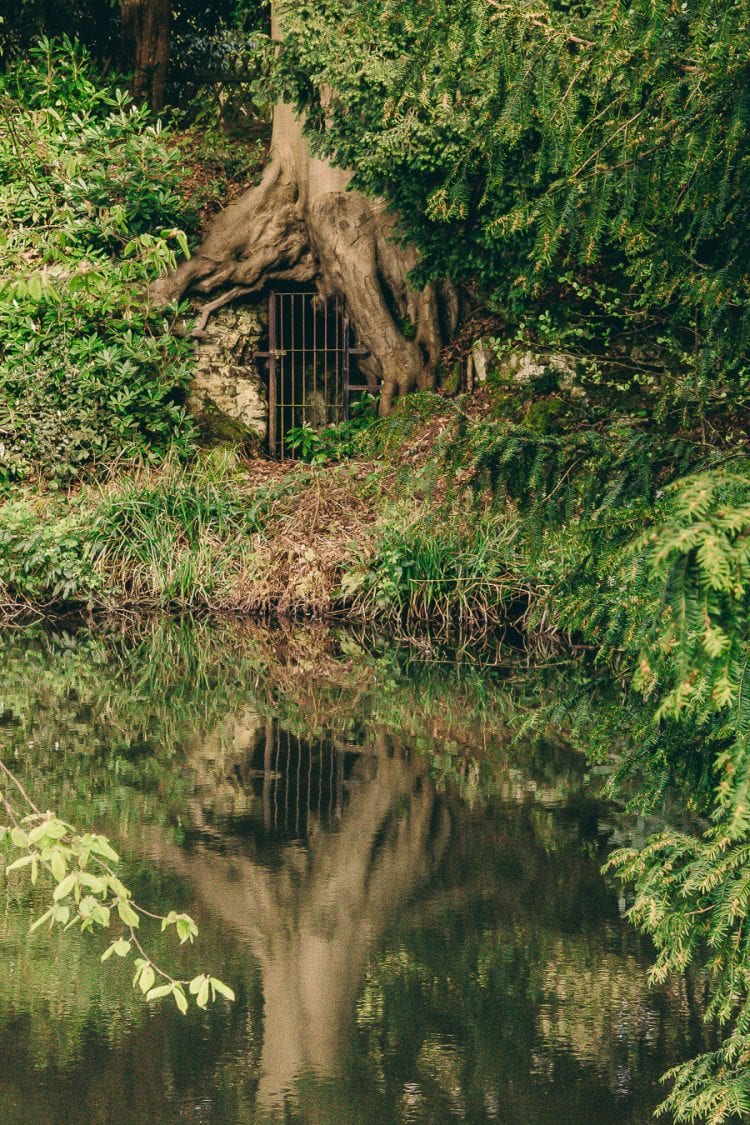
[153,22,457,413]
[120,0,170,112]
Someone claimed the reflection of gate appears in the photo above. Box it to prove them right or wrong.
[257,291,370,459]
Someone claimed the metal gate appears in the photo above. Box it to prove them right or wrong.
[257,291,370,459]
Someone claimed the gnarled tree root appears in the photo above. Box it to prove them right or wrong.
[153,135,457,413]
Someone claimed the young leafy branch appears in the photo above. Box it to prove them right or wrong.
[0,757,234,1015]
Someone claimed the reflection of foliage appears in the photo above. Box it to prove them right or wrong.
[356,794,699,1124]
[0,618,734,1121]
[0,618,592,813]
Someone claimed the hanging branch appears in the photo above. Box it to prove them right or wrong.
[0,756,234,1014]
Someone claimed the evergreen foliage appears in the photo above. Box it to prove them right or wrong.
[276,0,750,412]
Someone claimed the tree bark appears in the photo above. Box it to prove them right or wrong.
[120,0,170,112]
[153,24,457,413]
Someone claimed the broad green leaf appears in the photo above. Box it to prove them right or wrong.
[117,899,140,927]
[139,965,156,994]
[146,984,173,1001]
[210,979,236,1002]
[53,872,77,901]
[6,854,34,873]
[30,907,55,933]
[172,985,188,1015]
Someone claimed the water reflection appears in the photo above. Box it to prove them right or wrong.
[0,624,710,1122]
[157,724,448,1119]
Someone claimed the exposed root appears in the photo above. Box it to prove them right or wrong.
[153,112,457,413]
[190,284,257,337]
[152,159,316,307]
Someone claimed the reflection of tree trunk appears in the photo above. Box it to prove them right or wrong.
[120,0,170,111]
[155,735,450,1115]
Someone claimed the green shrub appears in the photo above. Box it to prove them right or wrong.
[278,0,750,414]
[0,500,97,604]
[0,39,198,486]
[285,395,379,464]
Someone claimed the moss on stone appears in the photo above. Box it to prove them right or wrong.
[196,400,251,446]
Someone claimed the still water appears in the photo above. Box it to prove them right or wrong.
[0,623,707,1123]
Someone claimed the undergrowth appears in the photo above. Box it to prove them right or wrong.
[0,40,198,486]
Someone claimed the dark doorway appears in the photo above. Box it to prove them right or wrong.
[259,291,370,458]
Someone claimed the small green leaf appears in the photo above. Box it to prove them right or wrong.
[117,899,140,927]
[210,979,236,1002]
[85,835,120,864]
[196,978,211,1009]
[146,984,173,1001]
[49,849,67,881]
[139,965,156,994]
[188,975,205,996]
[172,985,188,1015]
[30,907,55,933]
[6,854,34,873]
[54,872,77,901]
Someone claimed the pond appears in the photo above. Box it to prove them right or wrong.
[0,622,708,1123]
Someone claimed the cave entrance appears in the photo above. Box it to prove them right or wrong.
[258,290,370,459]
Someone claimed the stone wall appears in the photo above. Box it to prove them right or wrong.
[190,303,268,443]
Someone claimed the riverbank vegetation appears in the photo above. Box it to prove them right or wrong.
[2,6,750,1120]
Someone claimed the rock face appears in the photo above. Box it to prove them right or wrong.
[466,342,587,401]
[495,349,581,394]
[190,304,268,443]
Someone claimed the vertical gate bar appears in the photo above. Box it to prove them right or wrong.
[280,292,286,459]
[305,290,312,425]
[301,293,305,423]
[313,292,317,422]
[329,742,334,817]
[317,747,322,818]
[296,733,302,834]
[332,296,336,419]
[284,732,290,830]
[268,293,277,458]
[323,293,328,418]
[307,741,312,824]
[273,723,280,829]
[336,749,344,820]
[341,297,346,420]
[343,313,351,422]
[290,292,294,445]
[335,297,342,422]
[308,293,314,420]
[296,293,302,434]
